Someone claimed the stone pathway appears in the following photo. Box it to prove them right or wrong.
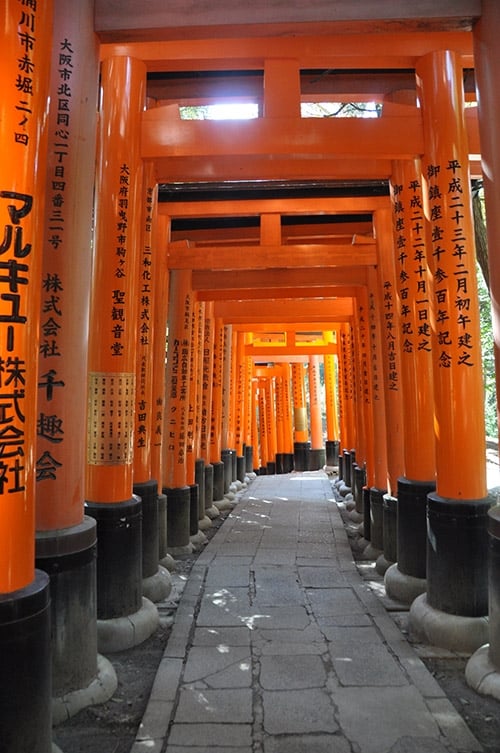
[132,471,483,753]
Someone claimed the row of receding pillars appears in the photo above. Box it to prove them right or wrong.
[0,4,346,749]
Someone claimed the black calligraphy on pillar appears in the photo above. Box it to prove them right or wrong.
[358,304,370,404]
[111,163,130,356]
[13,1,40,146]
[36,37,75,481]
[427,159,476,368]
[368,292,381,401]
[135,186,154,453]
[0,191,33,494]
[382,280,398,391]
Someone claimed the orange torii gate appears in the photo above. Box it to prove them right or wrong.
[5,8,500,749]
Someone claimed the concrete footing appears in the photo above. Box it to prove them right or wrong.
[97,596,159,653]
[409,593,489,654]
[385,563,427,605]
[142,565,172,603]
[465,644,500,700]
[52,653,117,725]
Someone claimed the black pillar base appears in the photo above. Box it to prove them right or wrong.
[231,449,237,482]
[369,487,386,552]
[282,453,295,473]
[221,448,233,493]
[308,448,326,471]
[35,517,97,696]
[294,441,311,472]
[189,484,200,536]
[363,486,371,541]
[267,461,276,475]
[236,454,246,482]
[204,464,214,511]
[157,492,167,560]
[85,496,142,619]
[244,445,254,473]
[342,449,355,488]
[326,439,340,467]
[195,459,206,521]
[353,465,366,516]
[212,460,225,501]
[382,494,398,565]
[275,453,284,474]
[0,571,52,753]
[133,479,159,580]
[164,486,191,550]
[426,492,491,617]
[397,477,435,580]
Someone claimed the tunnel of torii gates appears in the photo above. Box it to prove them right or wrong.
[7,0,500,749]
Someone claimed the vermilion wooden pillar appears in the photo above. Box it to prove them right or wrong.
[385,160,436,605]
[0,3,53,749]
[251,375,261,472]
[258,378,270,473]
[365,267,389,558]
[163,268,193,554]
[353,290,374,487]
[33,0,116,719]
[291,361,309,470]
[221,324,234,498]
[210,317,226,502]
[281,362,295,472]
[373,209,405,576]
[323,331,340,467]
[200,302,219,519]
[150,214,169,566]
[308,354,326,470]
[85,55,159,651]
[468,0,500,696]
[133,167,171,600]
[337,323,356,458]
[234,331,247,481]
[244,333,255,473]
[409,50,490,653]
[266,375,278,473]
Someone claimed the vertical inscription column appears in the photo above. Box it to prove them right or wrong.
[385,161,436,605]
[163,268,193,555]
[292,361,309,471]
[84,56,159,651]
[409,51,490,652]
[323,331,340,468]
[373,209,405,577]
[308,354,326,470]
[34,0,116,717]
[0,2,53,750]
[133,168,171,602]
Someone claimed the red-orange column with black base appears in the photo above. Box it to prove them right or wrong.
[132,166,171,603]
[210,317,226,503]
[291,361,309,470]
[308,354,326,470]
[84,55,159,653]
[385,161,436,606]
[163,268,193,555]
[373,209,405,578]
[0,3,53,751]
[323,331,340,468]
[33,0,116,721]
[151,214,172,569]
[409,50,490,653]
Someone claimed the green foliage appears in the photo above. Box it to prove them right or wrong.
[477,264,498,437]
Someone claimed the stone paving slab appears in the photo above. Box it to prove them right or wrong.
[132,471,484,753]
